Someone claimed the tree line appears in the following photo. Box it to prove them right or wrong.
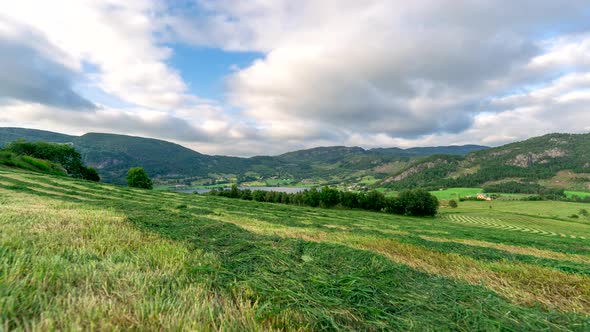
[483,181,566,199]
[206,186,439,217]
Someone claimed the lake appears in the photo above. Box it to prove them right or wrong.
[174,186,309,194]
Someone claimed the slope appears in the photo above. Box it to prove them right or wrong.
[1,166,589,330]
[382,133,590,190]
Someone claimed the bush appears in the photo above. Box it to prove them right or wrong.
[569,214,579,219]
[579,209,589,217]
[448,199,458,208]
[127,167,153,189]
[340,191,359,209]
[384,196,404,215]
[397,189,439,217]
[303,188,321,207]
[82,167,100,182]
[319,186,340,208]
[253,190,266,202]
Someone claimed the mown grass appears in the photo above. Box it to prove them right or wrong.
[1,166,590,330]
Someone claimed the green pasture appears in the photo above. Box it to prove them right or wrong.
[1,166,589,330]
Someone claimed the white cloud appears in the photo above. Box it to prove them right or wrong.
[1,0,589,156]
[1,1,187,110]
[172,0,590,145]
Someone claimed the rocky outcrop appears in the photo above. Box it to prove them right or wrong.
[386,160,448,182]
[507,148,567,168]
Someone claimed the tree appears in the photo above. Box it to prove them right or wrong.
[253,190,267,202]
[303,188,320,207]
[319,186,340,208]
[397,189,439,217]
[340,191,359,209]
[82,166,101,182]
[229,184,240,198]
[127,167,153,189]
[4,140,98,180]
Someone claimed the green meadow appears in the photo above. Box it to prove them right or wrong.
[1,166,590,330]
[429,188,482,200]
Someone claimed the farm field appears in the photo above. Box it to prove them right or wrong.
[566,191,590,199]
[429,187,482,200]
[1,166,590,330]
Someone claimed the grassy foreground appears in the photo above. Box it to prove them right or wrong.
[1,167,590,330]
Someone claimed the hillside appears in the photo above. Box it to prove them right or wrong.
[382,133,590,190]
[74,133,241,184]
[1,166,589,330]
[0,127,74,146]
[0,127,488,185]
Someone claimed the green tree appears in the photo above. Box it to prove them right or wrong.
[319,186,340,208]
[340,191,359,209]
[127,167,153,189]
[4,140,100,180]
[252,190,267,202]
[303,188,321,207]
[397,189,439,217]
[81,167,100,182]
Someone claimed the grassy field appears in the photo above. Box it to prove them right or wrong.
[1,166,590,330]
[430,188,482,200]
[566,191,590,199]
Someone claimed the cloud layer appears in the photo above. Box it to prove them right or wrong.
[1,1,589,155]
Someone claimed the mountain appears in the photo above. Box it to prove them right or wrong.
[0,127,75,146]
[369,145,488,157]
[381,133,590,190]
[0,127,488,185]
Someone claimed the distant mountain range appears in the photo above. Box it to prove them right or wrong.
[0,127,487,185]
[3,127,589,191]
[380,133,590,191]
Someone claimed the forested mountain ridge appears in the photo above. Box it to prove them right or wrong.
[381,133,590,190]
[0,127,487,185]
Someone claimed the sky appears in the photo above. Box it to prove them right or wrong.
[1,1,590,156]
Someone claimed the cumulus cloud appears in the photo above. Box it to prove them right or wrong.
[167,1,590,146]
[1,1,590,156]
[0,17,95,110]
[1,1,190,110]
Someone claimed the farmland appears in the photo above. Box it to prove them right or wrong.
[1,166,590,330]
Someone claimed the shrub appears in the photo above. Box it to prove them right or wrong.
[82,167,100,182]
[240,189,253,200]
[579,209,589,217]
[448,199,458,208]
[252,190,266,202]
[384,196,404,215]
[340,191,359,209]
[397,189,439,217]
[319,186,340,208]
[303,188,321,207]
[127,167,153,189]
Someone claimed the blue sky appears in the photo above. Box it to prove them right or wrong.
[1,1,589,156]
[167,45,262,100]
